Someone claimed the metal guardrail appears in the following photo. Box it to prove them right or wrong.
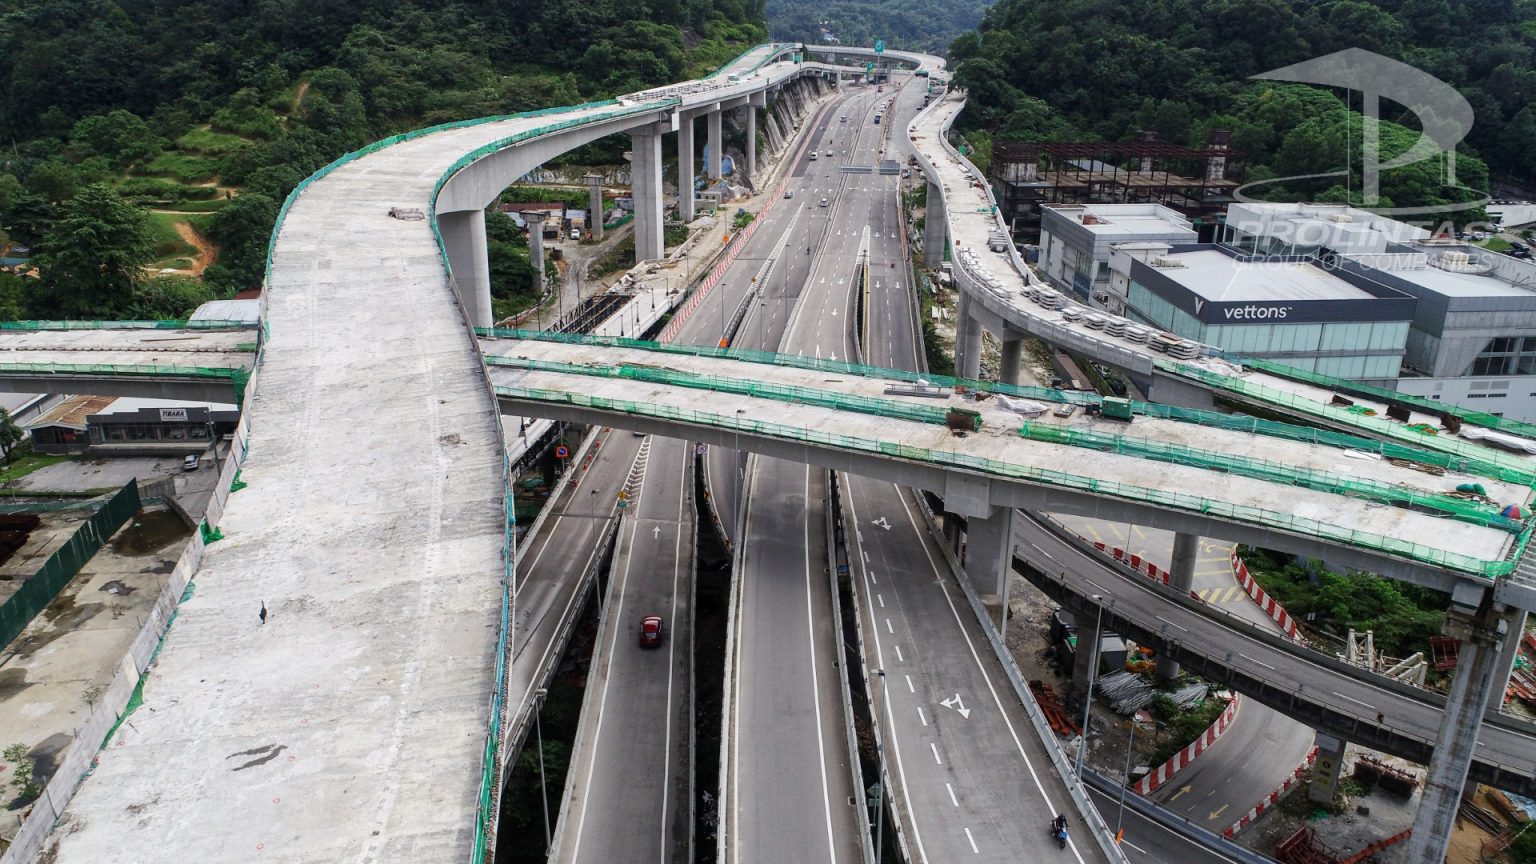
[0,319,257,331]
[493,383,1518,577]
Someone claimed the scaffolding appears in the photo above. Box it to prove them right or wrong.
[989,132,1246,240]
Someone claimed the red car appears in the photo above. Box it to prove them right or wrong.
[639,615,664,648]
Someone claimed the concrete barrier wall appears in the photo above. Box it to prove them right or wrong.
[1131,696,1241,796]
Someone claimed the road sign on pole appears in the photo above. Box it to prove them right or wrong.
[555,445,569,459]
[875,39,885,53]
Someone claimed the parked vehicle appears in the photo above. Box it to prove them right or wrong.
[183,455,200,471]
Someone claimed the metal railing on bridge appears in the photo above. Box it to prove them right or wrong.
[493,383,1531,578]
[1016,421,1522,531]
[0,319,256,331]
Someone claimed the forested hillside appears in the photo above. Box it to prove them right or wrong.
[951,0,1535,211]
[0,0,765,318]
[767,0,990,54]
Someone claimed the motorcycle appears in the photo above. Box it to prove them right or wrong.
[1049,820,1068,849]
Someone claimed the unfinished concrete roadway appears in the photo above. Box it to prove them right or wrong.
[30,46,824,864]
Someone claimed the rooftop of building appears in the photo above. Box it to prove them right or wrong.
[1043,203,1197,239]
[31,395,117,430]
[1374,245,1536,300]
[1150,247,1376,303]
[190,298,261,323]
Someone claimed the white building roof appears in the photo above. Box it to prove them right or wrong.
[1154,249,1374,302]
[189,299,261,323]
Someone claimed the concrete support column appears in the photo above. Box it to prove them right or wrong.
[999,336,1023,387]
[963,506,1013,599]
[438,208,492,329]
[677,113,696,224]
[524,210,548,294]
[631,124,665,263]
[707,109,723,181]
[1495,608,1529,697]
[955,290,982,380]
[1073,622,1097,690]
[584,173,605,241]
[1308,732,1347,804]
[1156,531,1201,681]
[1402,597,1507,864]
[745,105,757,184]
[923,180,946,269]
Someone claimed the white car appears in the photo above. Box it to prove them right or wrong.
[183,455,200,471]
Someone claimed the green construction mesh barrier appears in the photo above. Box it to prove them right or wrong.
[1015,421,1519,531]
[1159,359,1536,480]
[0,480,142,649]
[0,319,256,331]
[496,383,1532,577]
[483,329,1536,486]
[485,355,953,427]
[1234,354,1536,442]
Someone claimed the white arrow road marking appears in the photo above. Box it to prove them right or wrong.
[653,525,662,539]
[872,516,891,530]
[940,693,971,719]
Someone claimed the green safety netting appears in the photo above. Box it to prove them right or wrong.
[0,362,251,404]
[1016,421,1520,532]
[0,319,256,331]
[1159,359,1536,480]
[1233,354,1536,442]
[495,382,1532,577]
[485,355,953,427]
[0,480,142,650]
[484,329,1536,486]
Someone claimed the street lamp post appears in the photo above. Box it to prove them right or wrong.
[533,687,552,854]
[1116,718,1135,841]
[1074,594,1105,779]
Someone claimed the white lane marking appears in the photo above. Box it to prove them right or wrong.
[567,469,642,860]
[895,492,1089,864]
[963,827,979,854]
[878,594,886,608]
[905,674,915,693]
[1332,691,1377,711]
[801,465,839,863]
[1240,653,1276,671]
[894,645,903,662]
[659,443,688,863]
[844,480,929,861]
[885,618,894,634]
[946,783,958,807]
[930,742,943,765]
[1154,615,1188,632]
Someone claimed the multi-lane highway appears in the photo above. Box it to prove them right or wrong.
[720,83,894,864]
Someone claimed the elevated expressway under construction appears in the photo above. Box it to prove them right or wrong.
[1,42,1534,864]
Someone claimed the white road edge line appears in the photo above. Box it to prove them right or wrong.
[802,464,839,863]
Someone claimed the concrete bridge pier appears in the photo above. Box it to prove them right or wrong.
[525,210,548,293]
[1156,531,1200,681]
[631,122,666,262]
[707,109,723,181]
[999,334,1024,386]
[1496,608,1529,693]
[1403,589,1510,864]
[1308,731,1347,803]
[923,180,947,269]
[955,290,982,379]
[584,173,605,241]
[962,505,1014,600]
[677,112,696,223]
[745,94,765,184]
[438,208,492,328]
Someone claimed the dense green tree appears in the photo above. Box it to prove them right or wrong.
[205,193,279,292]
[30,183,153,318]
[68,110,162,170]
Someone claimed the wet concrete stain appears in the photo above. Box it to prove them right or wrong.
[109,510,192,557]
[0,667,27,699]
[98,580,135,596]
[227,743,287,771]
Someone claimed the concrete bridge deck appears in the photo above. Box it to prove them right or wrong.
[483,334,1534,595]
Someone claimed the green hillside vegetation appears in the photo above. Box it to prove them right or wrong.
[767,0,992,55]
[951,0,1534,216]
[0,0,767,319]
